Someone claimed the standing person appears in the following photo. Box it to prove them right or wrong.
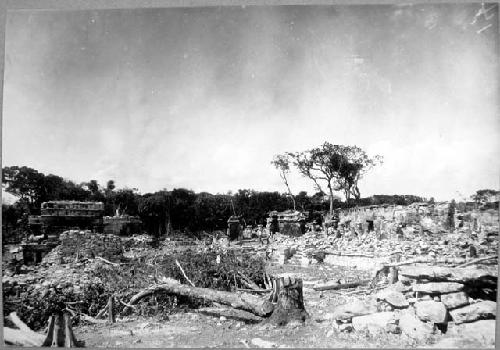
[270,214,279,239]
[299,218,306,235]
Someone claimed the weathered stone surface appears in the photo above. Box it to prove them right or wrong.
[398,312,435,339]
[459,319,496,347]
[351,312,396,333]
[430,337,486,349]
[376,289,409,308]
[338,323,353,332]
[399,266,497,283]
[331,299,378,321]
[441,292,469,310]
[449,300,496,324]
[414,301,447,324]
[412,282,464,294]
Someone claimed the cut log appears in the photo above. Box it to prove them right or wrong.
[127,278,273,317]
[8,312,42,338]
[313,279,370,291]
[3,327,44,347]
[196,307,263,323]
[267,274,308,326]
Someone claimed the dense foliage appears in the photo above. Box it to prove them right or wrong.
[3,165,431,240]
[278,142,383,214]
[3,249,267,330]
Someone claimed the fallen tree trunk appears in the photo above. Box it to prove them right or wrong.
[3,327,45,347]
[454,255,497,268]
[127,278,274,317]
[196,307,263,323]
[313,279,370,291]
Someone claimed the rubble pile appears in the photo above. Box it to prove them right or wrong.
[325,263,497,348]
[265,209,498,271]
[59,230,124,263]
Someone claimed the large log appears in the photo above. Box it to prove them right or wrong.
[127,278,274,317]
[196,307,263,323]
[313,279,370,291]
[3,327,44,347]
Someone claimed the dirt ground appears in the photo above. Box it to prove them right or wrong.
[73,264,439,348]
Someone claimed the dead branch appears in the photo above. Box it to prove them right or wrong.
[96,256,120,267]
[454,255,497,268]
[119,298,137,310]
[313,279,371,291]
[196,307,263,323]
[237,271,264,291]
[175,259,195,287]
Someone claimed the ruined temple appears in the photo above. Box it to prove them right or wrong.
[29,201,105,237]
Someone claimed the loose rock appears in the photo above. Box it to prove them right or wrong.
[414,301,447,324]
[412,282,464,294]
[440,292,469,310]
[449,300,496,324]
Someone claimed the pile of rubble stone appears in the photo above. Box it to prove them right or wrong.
[59,230,124,263]
[2,258,106,302]
[325,263,497,347]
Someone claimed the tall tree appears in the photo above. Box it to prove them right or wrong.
[2,166,45,208]
[286,142,382,215]
[471,189,499,205]
[271,155,296,211]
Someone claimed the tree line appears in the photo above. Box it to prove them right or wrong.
[2,165,432,239]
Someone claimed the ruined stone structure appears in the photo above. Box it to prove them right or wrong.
[103,215,142,236]
[266,210,307,236]
[29,201,104,237]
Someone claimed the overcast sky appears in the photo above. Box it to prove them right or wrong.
[2,4,499,201]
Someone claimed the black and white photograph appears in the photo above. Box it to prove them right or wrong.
[1,1,499,348]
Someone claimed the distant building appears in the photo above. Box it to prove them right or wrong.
[29,201,104,236]
[103,215,142,235]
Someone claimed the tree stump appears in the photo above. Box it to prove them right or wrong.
[267,274,308,326]
[108,295,116,323]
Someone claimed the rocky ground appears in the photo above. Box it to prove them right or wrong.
[3,211,498,348]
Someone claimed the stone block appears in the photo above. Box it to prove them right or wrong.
[398,311,435,339]
[413,282,464,294]
[449,300,496,324]
[415,301,447,324]
[351,312,396,333]
[441,292,469,310]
